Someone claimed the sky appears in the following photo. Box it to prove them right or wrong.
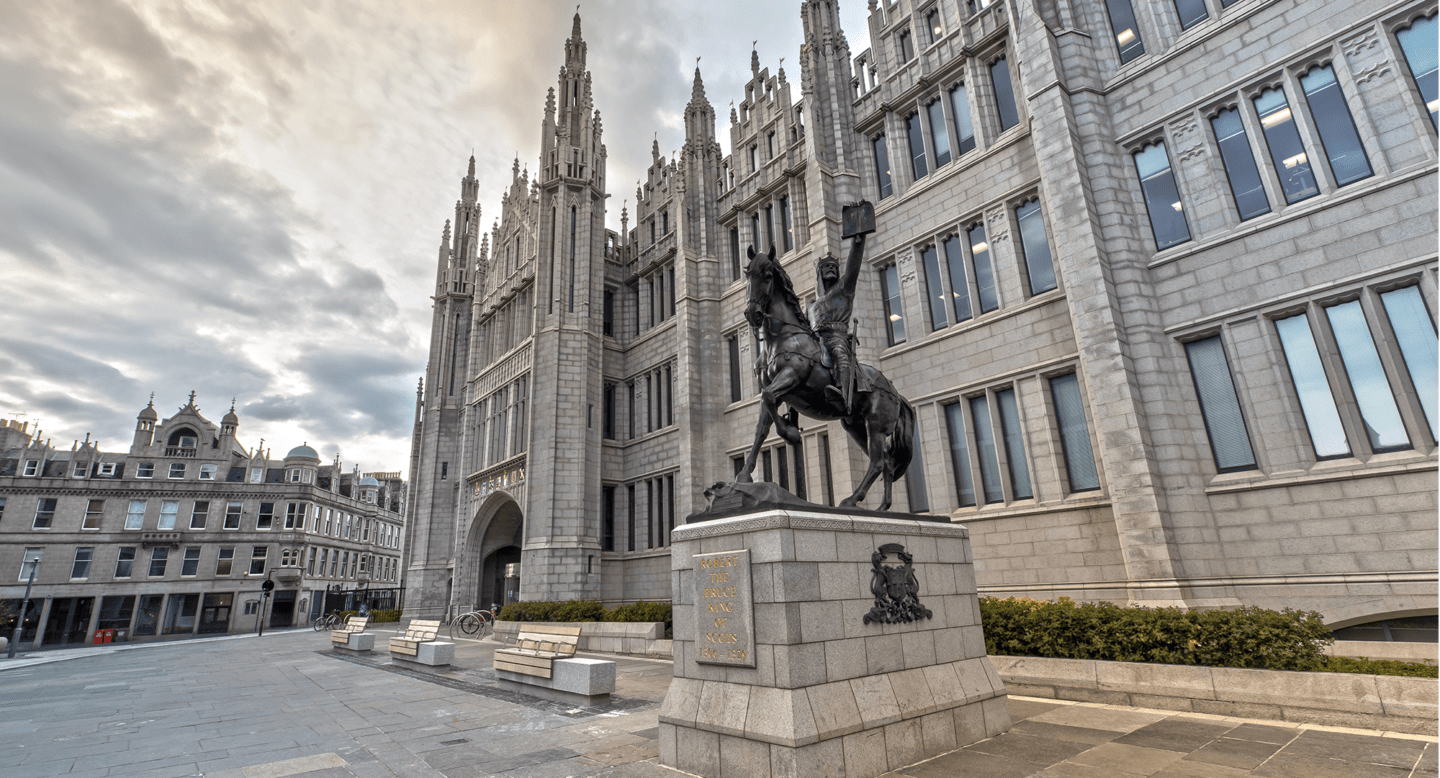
[0,0,871,473]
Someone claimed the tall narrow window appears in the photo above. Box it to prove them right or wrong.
[125,500,145,530]
[1380,286,1438,438]
[905,420,929,512]
[1299,65,1372,187]
[1325,301,1410,452]
[928,100,951,167]
[115,547,135,578]
[158,500,178,530]
[603,383,616,439]
[1184,337,1258,471]
[728,335,742,402]
[71,547,93,579]
[761,449,773,482]
[602,485,615,552]
[568,206,577,312]
[943,236,973,323]
[257,502,274,530]
[83,499,104,530]
[250,546,267,576]
[1050,374,1101,491]
[969,223,998,313]
[603,289,614,336]
[189,501,209,530]
[1015,200,1058,294]
[1275,313,1350,458]
[1133,141,1191,250]
[873,134,893,198]
[950,85,977,155]
[646,480,655,549]
[730,227,742,280]
[921,245,947,331]
[149,547,168,577]
[627,484,636,552]
[777,444,789,490]
[990,56,1020,130]
[1173,0,1208,30]
[1395,14,1438,128]
[1254,86,1318,203]
[898,30,914,63]
[181,548,200,577]
[218,547,234,576]
[1210,107,1271,221]
[1104,0,1146,63]
[780,196,793,252]
[970,395,1004,503]
[32,498,56,528]
[906,113,928,180]
[944,403,976,507]
[881,264,907,345]
[926,9,942,43]
[793,439,807,500]
[764,206,775,252]
[996,389,1032,499]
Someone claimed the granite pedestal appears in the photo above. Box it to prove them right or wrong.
[659,509,1009,778]
[496,657,616,706]
[333,632,374,655]
[389,640,454,669]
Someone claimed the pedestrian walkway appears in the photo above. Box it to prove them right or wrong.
[0,629,1432,777]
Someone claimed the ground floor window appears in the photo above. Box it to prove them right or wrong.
[97,595,135,633]
[162,593,199,635]
[199,593,233,634]
[133,594,164,636]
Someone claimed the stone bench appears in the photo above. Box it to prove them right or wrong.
[330,615,372,653]
[388,619,453,668]
[495,624,615,706]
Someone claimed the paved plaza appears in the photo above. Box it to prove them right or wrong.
[1,629,1434,778]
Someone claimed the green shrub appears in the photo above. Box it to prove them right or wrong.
[980,597,1333,672]
[497,600,673,636]
[1321,656,1438,678]
[369,609,402,623]
[498,600,607,623]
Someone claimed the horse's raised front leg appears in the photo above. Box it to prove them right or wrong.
[761,366,804,445]
[735,404,773,483]
[842,419,889,509]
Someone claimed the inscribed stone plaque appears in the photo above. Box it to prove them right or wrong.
[691,549,755,667]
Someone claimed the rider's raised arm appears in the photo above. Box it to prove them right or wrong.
[840,232,866,296]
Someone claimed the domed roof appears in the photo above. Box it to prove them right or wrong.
[285,443,320,460]
[359,476,380,487]
[222,400,239,426]
[138,395,158,421]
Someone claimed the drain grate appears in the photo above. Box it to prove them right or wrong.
[439,738,470,746]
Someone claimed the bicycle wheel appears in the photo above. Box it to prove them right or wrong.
[313,616,326,632]
[458,613,482,636]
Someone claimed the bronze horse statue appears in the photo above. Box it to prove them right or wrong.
[735,245,916,510]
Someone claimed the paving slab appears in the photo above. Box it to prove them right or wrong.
[2,632,1435,778]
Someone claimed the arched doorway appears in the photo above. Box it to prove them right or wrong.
[459,493,524,613]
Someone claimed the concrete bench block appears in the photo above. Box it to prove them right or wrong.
[393,641,454,668]
[334,632,374,653]
[497,657,616,706]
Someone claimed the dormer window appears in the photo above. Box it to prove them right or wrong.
[73,461,88,478]
[288,469,301,483]
[98,463,116,477]
[22,460,38,477]
[199,464,217,480]
[302,470,313,483]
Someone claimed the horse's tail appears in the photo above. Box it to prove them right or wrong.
[885,398,916,480]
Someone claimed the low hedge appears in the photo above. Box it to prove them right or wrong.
[332,609,401,623]
[497,600,673,638]
[981,597,1436,678]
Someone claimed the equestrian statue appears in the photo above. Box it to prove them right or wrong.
[733,201,917,511]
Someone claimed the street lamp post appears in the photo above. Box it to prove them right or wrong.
[8,558,38,659]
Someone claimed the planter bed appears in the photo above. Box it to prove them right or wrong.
[993,654,1437,735]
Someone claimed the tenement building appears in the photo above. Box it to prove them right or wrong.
[0,396,406,646]
[405,1,1437,639]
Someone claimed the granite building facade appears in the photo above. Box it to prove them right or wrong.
[0,396,406,646]
[404,0,1437,635]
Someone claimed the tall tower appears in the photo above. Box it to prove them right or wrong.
[403,157,482,616]
[799,0,864,260]
[525,13,608,600]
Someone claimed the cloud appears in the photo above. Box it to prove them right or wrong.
[0,0,877,471]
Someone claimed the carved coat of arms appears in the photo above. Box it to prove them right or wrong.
[862,543,933,625]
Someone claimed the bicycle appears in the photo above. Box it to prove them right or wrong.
[312,610,342,632]
[450,609,495,639]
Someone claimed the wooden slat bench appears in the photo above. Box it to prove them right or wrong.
[389,619,441,657]
[493,624,615,706]
[330,615,371,648]
[494,624,580,679]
